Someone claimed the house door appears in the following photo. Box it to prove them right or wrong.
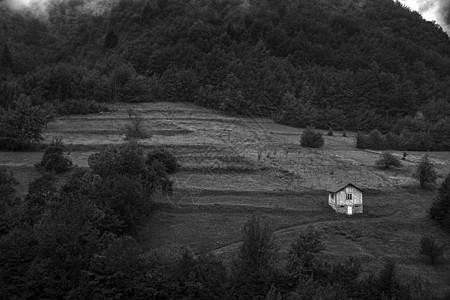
[347,205,353,215]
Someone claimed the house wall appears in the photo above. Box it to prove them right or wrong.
[329,186,363,214]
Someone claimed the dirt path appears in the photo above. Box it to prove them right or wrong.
[211,211,401,256]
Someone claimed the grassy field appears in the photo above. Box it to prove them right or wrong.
[1,102,450,297]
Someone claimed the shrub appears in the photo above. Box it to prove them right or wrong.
[123,109,148,140]
[56,99,109,115]
[415,155,437,189]
[39,138,72,173]
[301,127,324,148]
[327,128,333,136]
[146,149,179,174]
[375,152,402,169]
[420,235,446,265]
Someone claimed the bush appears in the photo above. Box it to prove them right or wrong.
[375,152,402,169]
[39,138,73,173]
[146,149,179,174]
[420,235,445,265]
[415,155,437,189]
[56,99,109,115]
[301,127,324,148]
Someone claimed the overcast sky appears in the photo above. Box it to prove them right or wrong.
[398,0,450,34]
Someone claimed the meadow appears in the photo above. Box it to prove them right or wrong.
[1,102,450,297]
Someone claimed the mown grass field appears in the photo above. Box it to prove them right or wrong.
[1,102,450,297]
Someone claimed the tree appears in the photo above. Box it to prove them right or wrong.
[238,215,277,272]
[375,152,402,169]
[287,227,325,277]
[104,30,119,49]
[415,155,437,189]
[38,138,73,173]
[420,235,446,265]
[146,148,179,174]
[300,127,324,148]
[367,129,384,150]
[0,96,48,150]
[430,174,450,231]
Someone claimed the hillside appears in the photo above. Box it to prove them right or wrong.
[2,101,450,297]
[1,0,450,133]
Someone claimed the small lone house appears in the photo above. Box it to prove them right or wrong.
[327,183,363,215]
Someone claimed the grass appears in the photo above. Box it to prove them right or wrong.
[2,101,450,297]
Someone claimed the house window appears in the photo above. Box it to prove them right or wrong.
[331,193,334,199]
[346,193,352,200]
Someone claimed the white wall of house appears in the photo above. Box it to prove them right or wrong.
[328,186,363,214]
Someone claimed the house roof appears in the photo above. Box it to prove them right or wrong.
[327,183,362,193]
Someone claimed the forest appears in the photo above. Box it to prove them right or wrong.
[1,0,450,146]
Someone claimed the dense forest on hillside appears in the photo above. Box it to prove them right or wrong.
[1,0,450,135]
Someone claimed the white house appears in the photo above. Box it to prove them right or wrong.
[327,183,363,215]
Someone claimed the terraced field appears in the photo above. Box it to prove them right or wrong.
[1,102,450,297]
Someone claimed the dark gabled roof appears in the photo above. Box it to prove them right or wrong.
[327,183,362,193]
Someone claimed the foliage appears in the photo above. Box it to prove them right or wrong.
[430,174,450,231]
[104,30,119,49]
[0,96,48,150]
[39,138,73,173]
[56,99,110,115]
[420,235,446,265]
[0,168,19,213]
[238,215,277,273]
[90,174,151,234]
[88,141,149,179]
[287,227,325,277]
[415,155,437,189]
[123,109,148,140]
[375,152,402,169]
[300,127,324,148]
[146,148,179,174]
